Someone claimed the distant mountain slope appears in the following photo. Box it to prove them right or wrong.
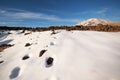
[76,18,120,26]
[109,22,120,26]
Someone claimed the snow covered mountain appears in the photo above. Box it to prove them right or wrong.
[76,18,111,26]
[0,30,120,80]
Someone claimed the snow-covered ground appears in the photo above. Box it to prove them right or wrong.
[0,30,120,80]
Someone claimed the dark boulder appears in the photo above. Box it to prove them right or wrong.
[39,49,47,57]
[22,55,29,60]
[46,57,54,67]
[25,43,31,47]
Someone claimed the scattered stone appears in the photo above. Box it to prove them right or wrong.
[8,32,12,34]
[50,42,54,46]
[24,33,31,35]
[46,57,54,67]
[45,45,48,47]
[35,42,37,44]
[28,47,31,49]
[25,43,31,47]
[39,49,47,57]
[22,55,30,60]
[53,37,57,39]
[0,60,4,64]
[51,30,56,35]
[21,30,25,33]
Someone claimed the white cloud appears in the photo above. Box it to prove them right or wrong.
[81,8,108,15]
[96,8,108,14]
[5,8,26,12]
[7,12,56,19]
[0,9,6,13]
[0,22,18,25]
[0,22,7,25]
[0,8,80,23]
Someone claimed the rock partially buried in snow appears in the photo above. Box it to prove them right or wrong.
[22,55,30,60]
[24,32,31,35]
[46,57,54,67]
[51,30,56,35]
[53,37,57,39]
[25,43,31,47]
[0,60,4,64]
[39,49,47,57]
[50,42,54,46]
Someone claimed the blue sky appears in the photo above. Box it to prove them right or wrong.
[0,0,120,27]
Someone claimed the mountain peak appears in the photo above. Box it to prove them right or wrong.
[76,18,110,26]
